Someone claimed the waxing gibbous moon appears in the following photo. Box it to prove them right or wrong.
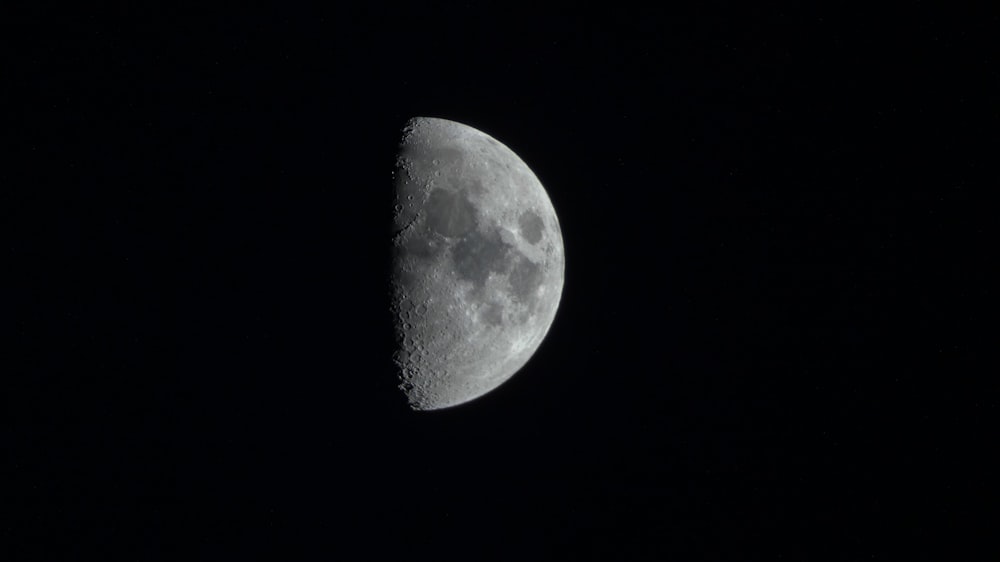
[389,117,565,410]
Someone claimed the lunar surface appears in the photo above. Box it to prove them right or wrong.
[390,117,565,410]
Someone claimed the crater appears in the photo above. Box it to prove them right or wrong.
[518,211,544,244]
[400,144,465,180]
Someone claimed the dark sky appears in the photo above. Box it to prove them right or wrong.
[7,6,993,560]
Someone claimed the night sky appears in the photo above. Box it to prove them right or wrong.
[7,6,993,560]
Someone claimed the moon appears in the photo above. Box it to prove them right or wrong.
[389,117,565,410]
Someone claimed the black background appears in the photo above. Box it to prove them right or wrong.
[6,5,993,560]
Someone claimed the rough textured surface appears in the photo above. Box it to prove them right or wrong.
[390,117,565,410]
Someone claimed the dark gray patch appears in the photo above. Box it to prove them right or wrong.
[399,231,440,260]
[509,257,542,304]
[518,211,544,244]
[515,309,531,325]
[392,267,418,292]
[468,177,485,194]
[480,302,504,326]
[425,188,476,238]
[451,229,511,289]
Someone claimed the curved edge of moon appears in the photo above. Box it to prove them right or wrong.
[390,117,565,410]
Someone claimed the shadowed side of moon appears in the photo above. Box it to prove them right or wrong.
[389,117,565,410]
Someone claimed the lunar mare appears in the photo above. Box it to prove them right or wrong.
[390,117,565,410]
